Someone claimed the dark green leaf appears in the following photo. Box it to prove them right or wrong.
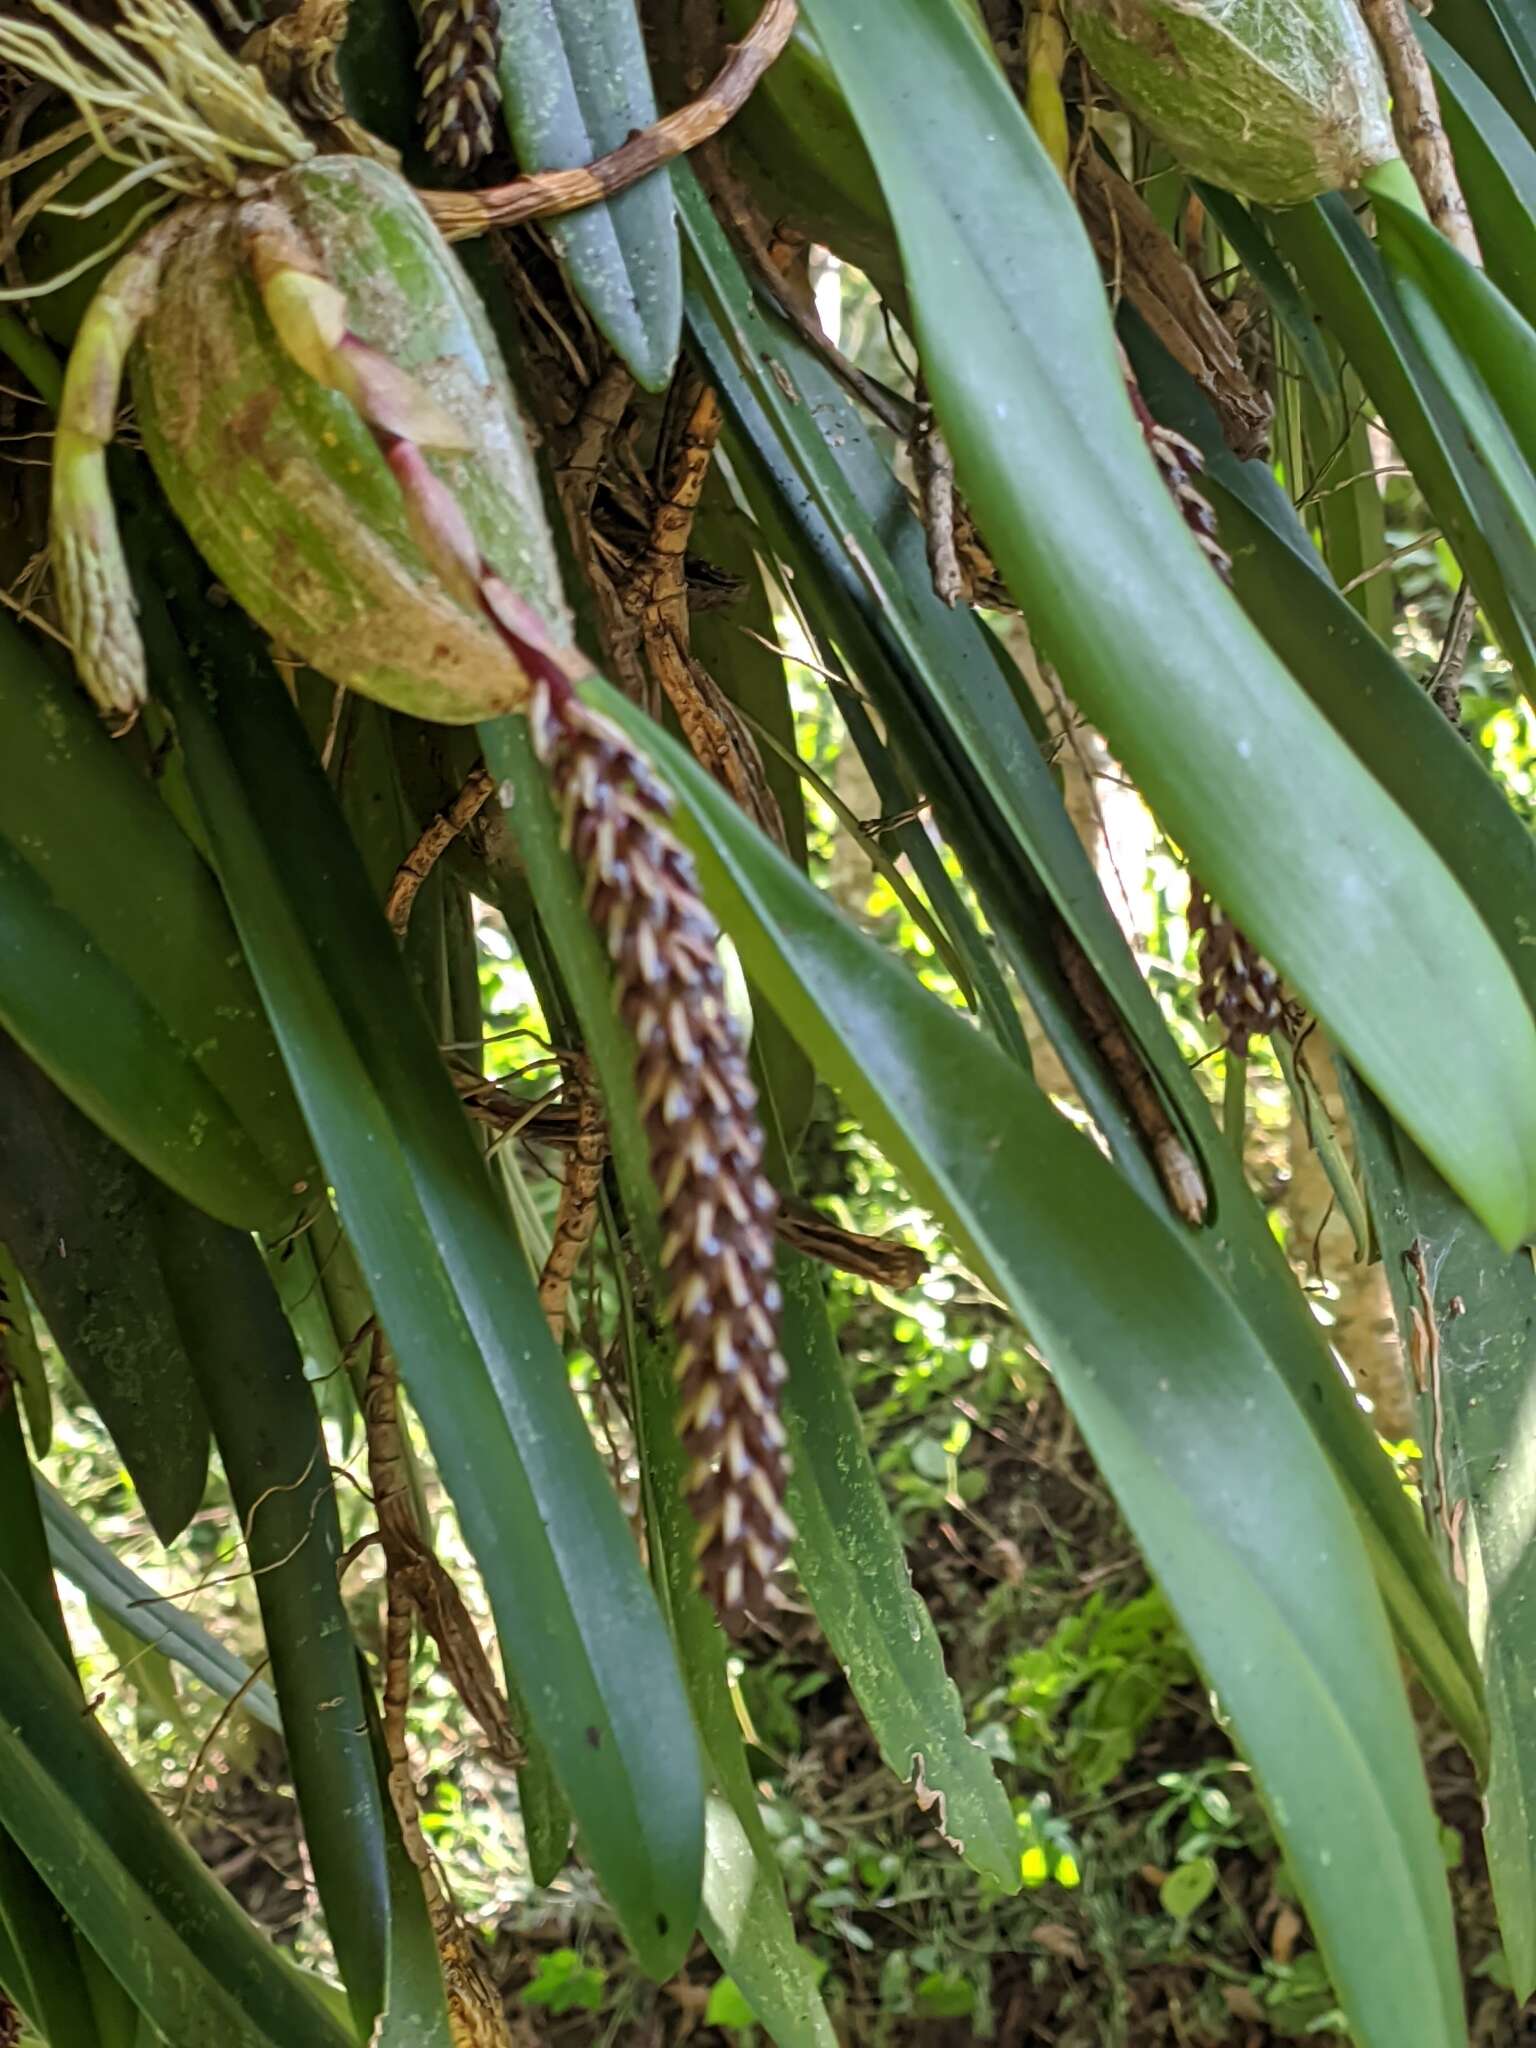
[127,491,703,1980]
[594,671,1467,2048]
[1421,0,1536,147]
[0,1034,210,1546]
[0,1373,103,2048]
[0,1826,101,2048]
[1419,17,1536,328]
[147,1195,390,2034]
[0,612,316,1228]
[0,1573,352,2048]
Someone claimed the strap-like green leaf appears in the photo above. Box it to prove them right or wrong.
[1373,188,1536,497]
[1420,17,1536,327]
[777,1254,1020,1885]
[679,169,1486,1763]
[1421,0,1536,146]
[495,0,681,388]
[0,1573,353,2048]
[0,835,296,1237]
[701,1796,837,2048]
[0,1034,210,1546]
[0,1825,101,2048]
[796,0,1536,1251]
[147,1195,390,2035]
[0,1374,105,2048]
[0,612,317,1218]
[125,490,704,1980]
[594,673,1469,2048]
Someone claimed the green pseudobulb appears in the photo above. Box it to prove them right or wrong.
[1066,0,1395,205]
[133,156,568,724]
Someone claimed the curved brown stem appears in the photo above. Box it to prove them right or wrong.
[420,0,798,242]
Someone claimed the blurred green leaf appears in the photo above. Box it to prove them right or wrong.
[705,1974,757,2029]
[1160,1856,1219,1921]
[37,1476,282,1736]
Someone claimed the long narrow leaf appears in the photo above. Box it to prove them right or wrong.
[1348,1094,1536,2001]
[1419,16,1536,327]
[0,1574,352,2048]
[0,612,316,1223]
[0,1033,210,1545]
[595,674,1468,2048]
[1422,0,1536,147]
[148,1195,390,2033]
[0,1388,103,2048]
[125,488,704,1978]
[1373,190,1536,494]
[796,0,1536,1252]
[680,168,1488,1761]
